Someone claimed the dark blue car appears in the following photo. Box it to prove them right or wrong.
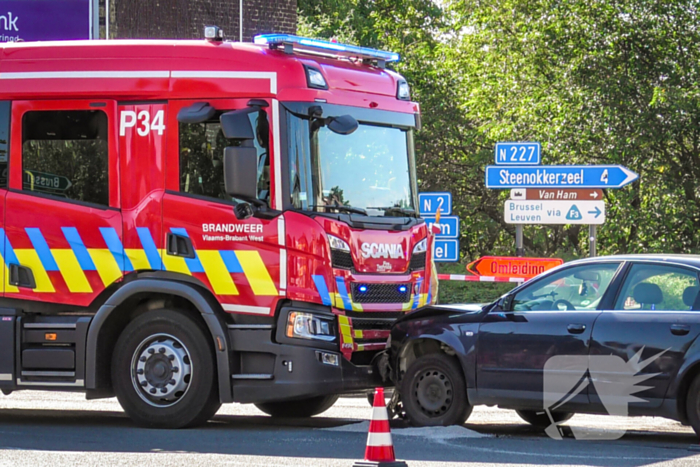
[388,255,700,434]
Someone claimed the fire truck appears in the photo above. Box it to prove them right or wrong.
[0,29,436,428]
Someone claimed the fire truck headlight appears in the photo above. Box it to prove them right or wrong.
[305,66,328,90]
[286,312,336,341]
[328,235,350,252]
[413,238,427,254]
[397,80,410,100]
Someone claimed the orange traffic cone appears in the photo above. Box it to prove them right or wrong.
[353,387,408,467]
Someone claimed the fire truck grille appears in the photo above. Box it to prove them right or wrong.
[351,283,411,304]
[331,250,354,269]
[409,252,426,270]
[351,318,394,330]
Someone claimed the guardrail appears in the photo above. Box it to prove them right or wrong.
[437,274,526,283]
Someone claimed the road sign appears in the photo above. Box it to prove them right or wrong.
[1,0,93,42]
[494,142,541,165]
[467,256,564,279]
[505,200,605,224]
[23,170,72,195]
[423,216,459,239]
[485,165,638,189]
[510,189,603,201]
[419,192,452,215]
[433,239,459,262]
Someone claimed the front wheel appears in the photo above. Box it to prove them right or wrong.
[399,354,472,426]
[516,410,574,428]
[255,395,339,418]
[112,309,221,428]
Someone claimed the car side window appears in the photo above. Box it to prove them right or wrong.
[614,264,700,311]
[512,263,620,312]
[179,110,269,204]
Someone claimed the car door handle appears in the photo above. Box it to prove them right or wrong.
[670,324,690,336]
[567,324,586,334]
[166,233,196,259]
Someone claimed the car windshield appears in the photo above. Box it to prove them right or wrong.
[288,112,416,216]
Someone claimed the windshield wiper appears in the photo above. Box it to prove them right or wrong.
[367,206,417,217]
[310,205,368,216]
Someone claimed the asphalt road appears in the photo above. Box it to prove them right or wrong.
[0,392,698,466]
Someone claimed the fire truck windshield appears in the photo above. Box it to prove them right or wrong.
[289,114,416,217]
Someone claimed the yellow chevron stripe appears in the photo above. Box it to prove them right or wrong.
[353,329,363,339]
[402,299,413,311]
[235,250,277,296]
[351,301,363,312]
[161,251,191,275]
[14,249,54,292]
[52,249,92,293]
[418,293,428,307]
[125,249,151,271]
[87,248,122,286]
[337,315,353,344]
[198,250,239,296]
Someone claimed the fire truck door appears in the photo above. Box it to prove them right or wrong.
[5,100,122,307]
[162,99,283,316]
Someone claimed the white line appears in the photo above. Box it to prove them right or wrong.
[272,99,282,209]
[170,70,277,93]
[0,71,170,79]
[222,304,271,315]
[0,373,11,381]
[366,432,393,446]
[277,215,285,246]
[16,379,84,387]
[279,248,287,293]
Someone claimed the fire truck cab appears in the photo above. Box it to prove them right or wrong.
[0,32,436,427]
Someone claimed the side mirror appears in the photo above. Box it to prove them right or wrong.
[177,102,216,124]
[498,294,514,312]
[327,114,358,135]
[223,146,258,201]
[220,108,256,140]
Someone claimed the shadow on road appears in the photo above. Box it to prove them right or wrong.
[0,408,696,466]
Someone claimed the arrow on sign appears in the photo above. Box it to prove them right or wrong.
[590,191,599,198]
[588,206,602,218]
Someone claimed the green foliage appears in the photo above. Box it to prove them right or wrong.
[299,0,700,303]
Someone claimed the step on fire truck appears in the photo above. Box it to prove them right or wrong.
[0,28,437,428]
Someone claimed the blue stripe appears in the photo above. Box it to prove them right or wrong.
[169,228,204,273]
[62,227,96,271]
[412,279,423,309]
[0,228,18,266]
[219,250,244,273]
[335,276,353,310]
[137,228,163,270]
[312,275,332,306]
[25,228,58,271]
[99,227,133,272]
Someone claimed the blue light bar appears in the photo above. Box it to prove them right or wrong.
[254,34,400,64]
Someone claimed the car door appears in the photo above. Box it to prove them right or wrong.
[476,261,622,409]
[590,262,700,410]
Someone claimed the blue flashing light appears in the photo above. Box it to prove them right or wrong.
[398,285,408,294]
[254,34,400,63]
[358,285,369,293]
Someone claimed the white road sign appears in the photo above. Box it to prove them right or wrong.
[504,200,606,225]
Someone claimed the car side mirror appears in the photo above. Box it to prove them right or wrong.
[223,146,258,202]
[498,294,514,312]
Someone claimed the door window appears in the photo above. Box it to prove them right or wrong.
[22,110,109,206]
[614,264,700,311]
[512,263,620,311]
[179,110,269,204]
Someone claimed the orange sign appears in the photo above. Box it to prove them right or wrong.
[467,256,564,279]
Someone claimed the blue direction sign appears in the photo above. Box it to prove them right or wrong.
[495,142,541,165]
[434,239,459,262]
[419,192,452,215]
[424,216,459,239]
[485,165,638,189]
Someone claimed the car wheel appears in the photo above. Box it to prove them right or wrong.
[685,374,700,437]
[400,354,472,426]
[112,309,221,428]
[255,395,339,418]
[516,410,574,428]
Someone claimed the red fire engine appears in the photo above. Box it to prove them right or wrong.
[0,29,436,428]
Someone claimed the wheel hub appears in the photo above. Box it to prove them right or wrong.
[415,370,452,416]
[131,334,192,407]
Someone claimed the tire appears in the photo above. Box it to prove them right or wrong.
[255,395,339,418]
[686,374,700,437]
[516,410,574,428]
[112,309,221,428]
[400,354,472,427]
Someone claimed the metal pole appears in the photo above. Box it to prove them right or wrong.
[91,0,100,39]
[515,225,524,257]
[105,0,110,39]
[589,225,597,257]
[239,0,243,42]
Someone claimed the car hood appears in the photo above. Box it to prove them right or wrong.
[394,302,487,324]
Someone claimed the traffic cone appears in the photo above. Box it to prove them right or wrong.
[353,387,408,467]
